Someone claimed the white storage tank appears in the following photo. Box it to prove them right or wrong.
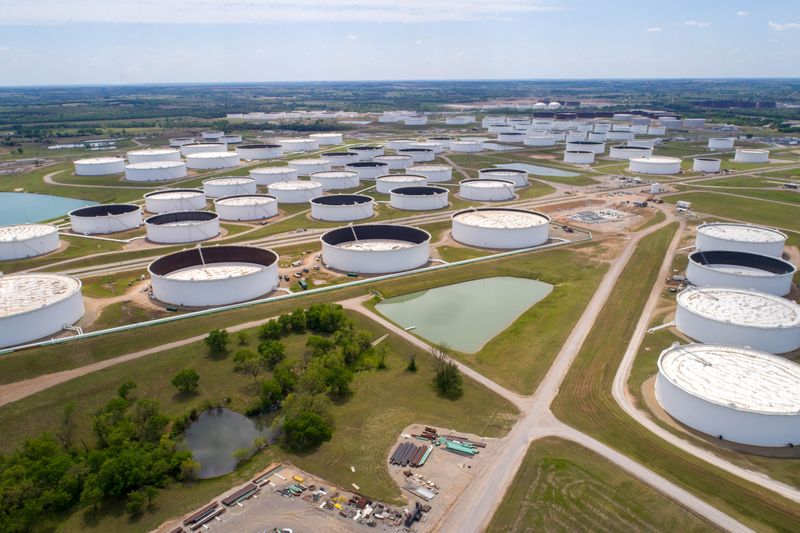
[524,135,556,147]
[459,179,516,202]
[180,143,227,156]
[693,157,722,173]
[683,118,706,129]
[387,139,417,151]
[309,132,344,146]
[309,170,360,191]
[291,158,333,176]
[300,137,320,151]
[450,140,484,153]
[564,150,595,164]
[734,149,770,163]
[0,273,84,349]
[587,132,607,142]
[125,161,187,182]
[648,125,666,135]
[606,130,635,142]
[127,148,181,164]
[390,186,449,211]
[310,194,375,222]
[686,250,795,296]
[446,116,475,125]
[69,204,142,235]
[236,143,283,160]
[428,137,452,150]
[144,189,207,213]
[350,146,384,161]
[478,168,528,187]
[404,115,427,126]
[609,145,653,160]
[250,166,298,186]
[696,223,786,258]
[267,180,324,203]
[0,224,60,260]
[629,156,682,175]
[219,134,242,145]
[148,246,279,307]
[627,139,656,149]
[594,122,612,133]
[708,137,735,150]
[407,164,452,183]
[202,131,224,141]
[566,140,605,154]
[374,154,413,170]
[497,132,525,143]
[451,208,550,249]
[323,151,360,166]
[397,148,435,163]
[488,124,514,134]
[375,174,427,194]
[410,141,445,154]
[656,343,800,447]
[345,161,390,180]
[275,138,308,153]
[214,194,278,221]
[565,131,587,142]
[202,176,257,198]
[675,287,800,354]
[145,211,220,243]
[169,137,195,147]
[185,152,240,170]
[320,224,431,274]
[74,157,125,176]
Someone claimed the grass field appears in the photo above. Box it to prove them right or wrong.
[3,234,125,274]
[691,175,794,187]
[486,437,713,533]
[551,224,800,531]
[665,191,800,232]
[1,311,517,532]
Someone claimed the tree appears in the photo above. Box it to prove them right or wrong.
[306,335,335,358]
[272,361,297,395]
[406,353,418,372]
[305,303,349,333]
[236,330,249,346]
[57,401,77,451]
[126,489,146,516]
[282,411,332,452]
[376,344,388,370]
[233,349,262,380]
[118,380,137,400]
[432,345,463,399]
[171,368,199,394]
[258,319,283,340]
[260,379,284,410]
[289,307,307,333]
[258,340,286,370]
[204,329,229,356]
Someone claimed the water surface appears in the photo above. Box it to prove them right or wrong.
[0,192,97,225]
[376,276,553,353]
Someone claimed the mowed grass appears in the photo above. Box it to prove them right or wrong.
[91,301,168,331]
[551,224,800,531]
[486,437,714,533]
[0,312,517,532]
[81,269,147,298]
[0,243,598,386]
[665,191,800,232]
[375,243,610,394]
[2,234,125,274]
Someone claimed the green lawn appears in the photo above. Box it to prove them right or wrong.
[665,191,800,232]
[487,437,714,533]
[551,224,800,531]
[2,234,125,274]
[691,175,794,188]
[2,311,517,532]
[81,270,147,298]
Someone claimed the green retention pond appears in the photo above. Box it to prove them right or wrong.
[375,276,553,353]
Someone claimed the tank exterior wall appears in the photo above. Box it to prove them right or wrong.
[0,231,60,260]
[450,141,483,153]
[203,180,257,198]
[389,191,449,211]
[452,219,549,249]
[74,160,125,176]
[125,163,187,182]
[735,150,770,163]
[322,241,430,274]
[566,141,605,154]
[708,138,735,150]
[695,229,785,258]
[127,150,181,164]
[292,161,333,175]
[311,201,374,222]
[214,200,278,221]
[152,265,278,307]
[345,164,389,180]
[186,153,240,170]
[267,184,324,204]
[250,169,298,185]
[181,144,226,156]
[409,167,452,182]
[629,159,681,175]
[312,173,360,191]
[686,260,793,296]
[693,158,722,172]
[237,145,283,159]
[564,151,595,164]
[310,133,343,145]
[145,193,206,213]
[376,176,427,194]
[609,146,653,160]
[0,290,84,348]
[70,209,142,235]
[146,218,220,243]
[459,182,515,201]
[524,136,555,147]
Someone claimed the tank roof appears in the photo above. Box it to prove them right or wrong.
[678,287,800,329]
[461,178,515,187]
[698,223,786,243]
[453,208,549,229]
[310,171,358,178]
[377,174,426,182]
[146,211,218,225]
[631,156,681,163]
[0,224,57,242]
[127,161,185,169]
[311,194,372,206]
[70,204,140,217]
[214,194,276,206]
[144,189,203,199]
[251,166,296,174]
[269,180,322,190]
[0,273,81,319]
[658,344,800,415]
[291,158,332,164]
[322,224,430,247]
[409,164,451,172]
[689,250,795,276]
[74,157,124,164]
[203,176,254,185]
[187,152,238,159]
[391,186,448,196]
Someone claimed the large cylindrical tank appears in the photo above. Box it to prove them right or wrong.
[185,152,240,170]
[708,137,735,150]
[145,211,220,243]
[267,181,324,203]
[213,194,278,221]
[202,177,257,198]
[478,168,528,187]
[320,224,431,274]
[407,164,452,183]
[69,204,142,235]
[309,133,344,145]
[606,130,635,142]
[345,161,389,180]
[310,194,375,222]
[180,143,227,156]
[275,139,308,153]
[450,140,484,153]
[459,179,516,201]
[695,223,786,257]
[374,154,414,170]
[250,166,298,186]
[236,144,283,160]
[628,156,681,175]
[350,146,385,161]
[323,151,360,166]
[564,150,595,164]
[125,161,187,182]
[566,140,605,154]
[587,132,607,142]
[410,141,445,154]
[497,132,525,143]
[451,208,550,249]
[389,186,449,211]
[734,149,769,163]
[169,137,195,147]
[201,131,224,141]
[290,158,333,176]
[387,139,417,151]
[144,189,207,213]
[74,157,126,176]
[309,170,360,191]
[686,250,795,296]
[127,148,181,164]
[398,148,435,163]
[693,158,721,173]
[609,145,653,160]
[375,174,427,194]
[0,224,60,260]
[524,135,556,147]
[219,134,242,145]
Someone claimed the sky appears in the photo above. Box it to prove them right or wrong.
[0,0,799,85]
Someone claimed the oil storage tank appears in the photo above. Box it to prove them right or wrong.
[185,152,240,170]
[686,250,795,296]
[202,177,257,198]
[459,179,515,201]
[734,149,770,163]
[675,287,800,354]
[145,211,220,243]
[350,146,384,161]
[629,156,682,175]
[290,158,332,176]
[407,164,452,183]
[125,161,187,182]
[708,137,735,150]
[69,204,142,235]
[267,180,324,203]
[309,132,343,146]
[250,166,298,186]
[180,143,227,156]
[74,157,125,176]
[451,208,550,249]
[387,139,417,151]
[389,186,449,211]
[656,343,800,447]
[309,170,360,191]
[566,140,605,154]
[169,137,195,147]
[321,224,431,274]
[0,273,84,348]
[148,246,279,307]
[126,148,181,164]
[374,154,414,170]
[693,157,721,173]
[478,168,528,187]
[311,194,374,222]
[144,189,207,213]
[236,144,283,160]
[214,194,278,221]
[376,174,427,194]
[564,150,595,164]
[450,140,484,153]
[695,222,786,257]
[345,161,389,180]
[322,151,360,166]
[609,145,653,160]
[0,224,60,260]
[398,148,435,163]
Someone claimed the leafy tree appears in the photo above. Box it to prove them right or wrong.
[406,353,417,372]
[432,345,463,399]
[126,489,146,516]
[376,344,388,370]
[282,411,332,452]
[258,319,283,340]
[57,401,77,451]
[233,349,262,380]
[204,329,229,356]
[118,380,137,400]
[306,335,335,358]
[305,303,349,333]
[258,340,286,370]
[171,368,199,394]
[236,330,249,346]
[289,308,307,333]
[272,361,297,395]
[277,314,294,335]
[259,378,284,409]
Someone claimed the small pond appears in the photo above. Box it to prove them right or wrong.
[183,408,277,479]
[375,276,553,354]
[494,162,580,178]
[0,192,97,225]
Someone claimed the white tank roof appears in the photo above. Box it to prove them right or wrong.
[338,239,414,251]
[251,166,297,174]
[126,161,184,170]
[311,171,358,178]
[464,180,512,188]
[188,152,237,159]
[128,148,178,156]
[75,157,125,164]
[678,287,800,329]
[204,177,253,186]
[409,165,450,171]
[0,224,57,241]
[697,223,785,244]
[0,273,81,318]
[658,344,800,415]
[454,210,549,229]
[215,195,275,206]
[292,158,331,164]
[632,156,681,164]
[147,190,203,200]
[164,263,263,281]
[269,180,322,190]
[378,175,425,182]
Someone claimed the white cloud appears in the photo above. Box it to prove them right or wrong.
[737,11,748,16]
[0,46,11,51]
[347,34,358,40]
[684,20,711,29]
[0,0,562,25]
[645,27,662,32]
[768,21,800,31]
